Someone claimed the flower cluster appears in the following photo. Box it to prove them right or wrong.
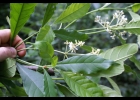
[95,10,129,40]
[64,40,85,53]
[89,47,100,55]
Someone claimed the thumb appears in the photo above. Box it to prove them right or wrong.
[0,47,17,62]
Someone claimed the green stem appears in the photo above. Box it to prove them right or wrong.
[77,27,104,32]
[64,20,76,29]
[17,48,37,52]
[85,30,106,35]
[52,78,64,80]
[16,58,52,69]
[15,31,38,49]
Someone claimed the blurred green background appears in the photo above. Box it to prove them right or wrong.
[0,3,140,97]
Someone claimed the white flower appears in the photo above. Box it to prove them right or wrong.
[69,42,78,53]
[95,16,101,22]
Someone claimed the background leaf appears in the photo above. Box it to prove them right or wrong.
[0,58,16,77]
[60,71,103,97]
[55,3,90,24]
[10,3,36,44]
[56,55,117,75]
[16,63,44,97]
[56,83,77,97]
[42,3,57,26]
[54,29,88,42]
[43,69,57,97]
[132,3,140,12]
[111,21,140,35]
[36,24,55,43]
[99,85,122,97]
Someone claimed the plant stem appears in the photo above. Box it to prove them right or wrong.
[16,58,52,69]
[85,30,106,34]
[64,20,76,29]
[17,48,37,52]
[52,78,64,80]
[77,27,104,32]
[15,31,38,49]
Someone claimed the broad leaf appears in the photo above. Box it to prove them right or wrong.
[0,58,16,77]
[60,71,103,97]
[16,63,44,97]
[99,43,138,62]
[0,89,3,97]
[56,83,77,97]
[54,29,88,42]
[99,85,122,97]
[129,56,140,70]
[36,25,55,43]
[42,3,57,26]
[111,21,140,35]
[10,3,36,44]
[132,3,140,12]
[0,78,27,97]
[56,55,117,75]
[33,41,54,62]
[106,77,121,95]
[43,69,57,97]
[128,10,140,22]
[55,3,90,24]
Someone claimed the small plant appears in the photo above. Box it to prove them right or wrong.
[0,3,140,97]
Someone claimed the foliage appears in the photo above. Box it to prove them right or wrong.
[0,3,140,97]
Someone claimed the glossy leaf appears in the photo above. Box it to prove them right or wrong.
[128,10,140,22]
[56,83,77,97]
[36,25,55,43]
[56,55,117,75]
[43,69,57,97]
[99,43,138,62]
[55,3,90,24]
[106,77,121,95]
[10,3,36,44]
[60,71,103,97]
[54,29,88,42]
[42,3,57,26]
[111,21,140,35]
[16,63,44,97]
[132,3,140,12]
[33,41,54,62]
[0,58,16,77]
[99,85,122,97]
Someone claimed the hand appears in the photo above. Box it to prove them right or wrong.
[0,29,26,62]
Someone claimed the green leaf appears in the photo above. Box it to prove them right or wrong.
[0,58,16,77]
[106,77,121,95]
[36,25,55,43]
[0,89,3,97]
[132,3,140,12]
[0,78,27,97]
[33,41,54,62]
[54,29,88,42]
[99,43,138,62]
[129,56,140,70]
[128,10,140,22]
[55,3,90,24]
[51,56,58,67]
[86,76,100,83]
[42,3,57,26]
[124,64,140,79]
[111,21,140,35]
[43,69,57,97]
[16,63,44,97]
[99,85,122,97]
[10,3,36,44]
[80,45,92,52]
[60,71,103,97]
[56,83,77,97]
[56,55,117,75]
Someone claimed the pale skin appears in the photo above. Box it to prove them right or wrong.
[0,29,26,62]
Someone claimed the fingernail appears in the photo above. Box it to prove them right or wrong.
[9,47,17,58]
